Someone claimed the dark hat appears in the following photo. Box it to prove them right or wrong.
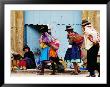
[82,19,91,26]
[65,25,73,31]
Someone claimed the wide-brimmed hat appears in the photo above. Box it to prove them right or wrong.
[82,19,91,26]
[65,25,73,31]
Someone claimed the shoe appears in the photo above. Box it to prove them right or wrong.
[86,75,91,77]
[86,75,96,77]
[38,71,44,75]
[98,74,100,77]
[38,73,44,75]
[78,70,81,73]
[74,73,78,75]
[71,72,78,75]
[70,72,74,75]
[91,75,96,77]
[49,73,56,75]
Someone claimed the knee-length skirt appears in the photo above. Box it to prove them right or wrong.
[64,45,81,63]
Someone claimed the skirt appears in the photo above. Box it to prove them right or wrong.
[40,47,50,61]
[64,44,81,63]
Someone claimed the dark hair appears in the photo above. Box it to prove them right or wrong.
[40,25,48,33]
[23,46,30,51]
[82,22,91,27]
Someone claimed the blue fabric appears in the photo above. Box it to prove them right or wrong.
[24,57,35,69]
[40,47,50,61]
[36,56,41,65]
[64,44,81,62]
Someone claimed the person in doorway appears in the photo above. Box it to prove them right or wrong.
[64,26,83,75]
[82,19,100,77]
[23,46,36,69]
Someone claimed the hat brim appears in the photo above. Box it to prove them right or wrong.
[82,22,91,26]
[65,29,73,31]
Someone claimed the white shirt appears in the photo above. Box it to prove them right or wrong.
[84,25,100,50]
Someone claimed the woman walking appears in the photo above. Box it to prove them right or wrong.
[64,26,84,75]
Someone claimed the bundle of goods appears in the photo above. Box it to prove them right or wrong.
[39,32,60,50]
[68,32,84,45]
[11,52,27,70]
[18,59,27,70]
[49,39,60,50]
[11,53,23,71]
[39,32,52,44]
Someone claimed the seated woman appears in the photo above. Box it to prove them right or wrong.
[23,46,36,69]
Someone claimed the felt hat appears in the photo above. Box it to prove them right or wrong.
[82,19,91,26]
[65,25,73,31]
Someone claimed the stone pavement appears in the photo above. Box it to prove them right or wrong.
[11,69,99,77]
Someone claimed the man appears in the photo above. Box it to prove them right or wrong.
[82,20,100,77]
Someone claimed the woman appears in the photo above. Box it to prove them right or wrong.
[23,46,36,69]
[64,26,83,75]
[49,39,60,75]
[39,32,50,75]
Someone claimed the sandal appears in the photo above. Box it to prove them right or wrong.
[78,70,81,73]
[49,73,56,75]
[86,75,91,77]
[38,73,44,75]
[86,75,96,77]
[91,75,96,77]
[74,72,78,75]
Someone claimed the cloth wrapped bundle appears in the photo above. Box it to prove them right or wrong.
[49,47,58,57]
[40,42,48,48]
[39,32,52,44]
[39,32,60,50]
[68,33,84,45]
[18,60,27,68]
[49,39,60,50]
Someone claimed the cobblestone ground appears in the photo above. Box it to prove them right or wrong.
[11,69,99,77]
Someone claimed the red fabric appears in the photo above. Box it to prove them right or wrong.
[18,60,26,67]
[50,40,60,50]
[68,33,84,44]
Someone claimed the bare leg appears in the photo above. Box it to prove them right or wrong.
[77,63,81,73]
[73,62,78,75]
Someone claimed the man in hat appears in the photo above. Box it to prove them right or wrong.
[82,19,100,77]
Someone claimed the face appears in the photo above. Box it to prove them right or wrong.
[82,24,92,31]
[85,24,92,28]
[24,48,29,52]
[85,24,92,29]
[67,30,73,34]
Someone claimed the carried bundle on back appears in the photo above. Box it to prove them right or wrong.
[49,39,60,50]
[47,34,60,50]
[39,32,52,44]
[39,32,60,50]
[68,32,84,45]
